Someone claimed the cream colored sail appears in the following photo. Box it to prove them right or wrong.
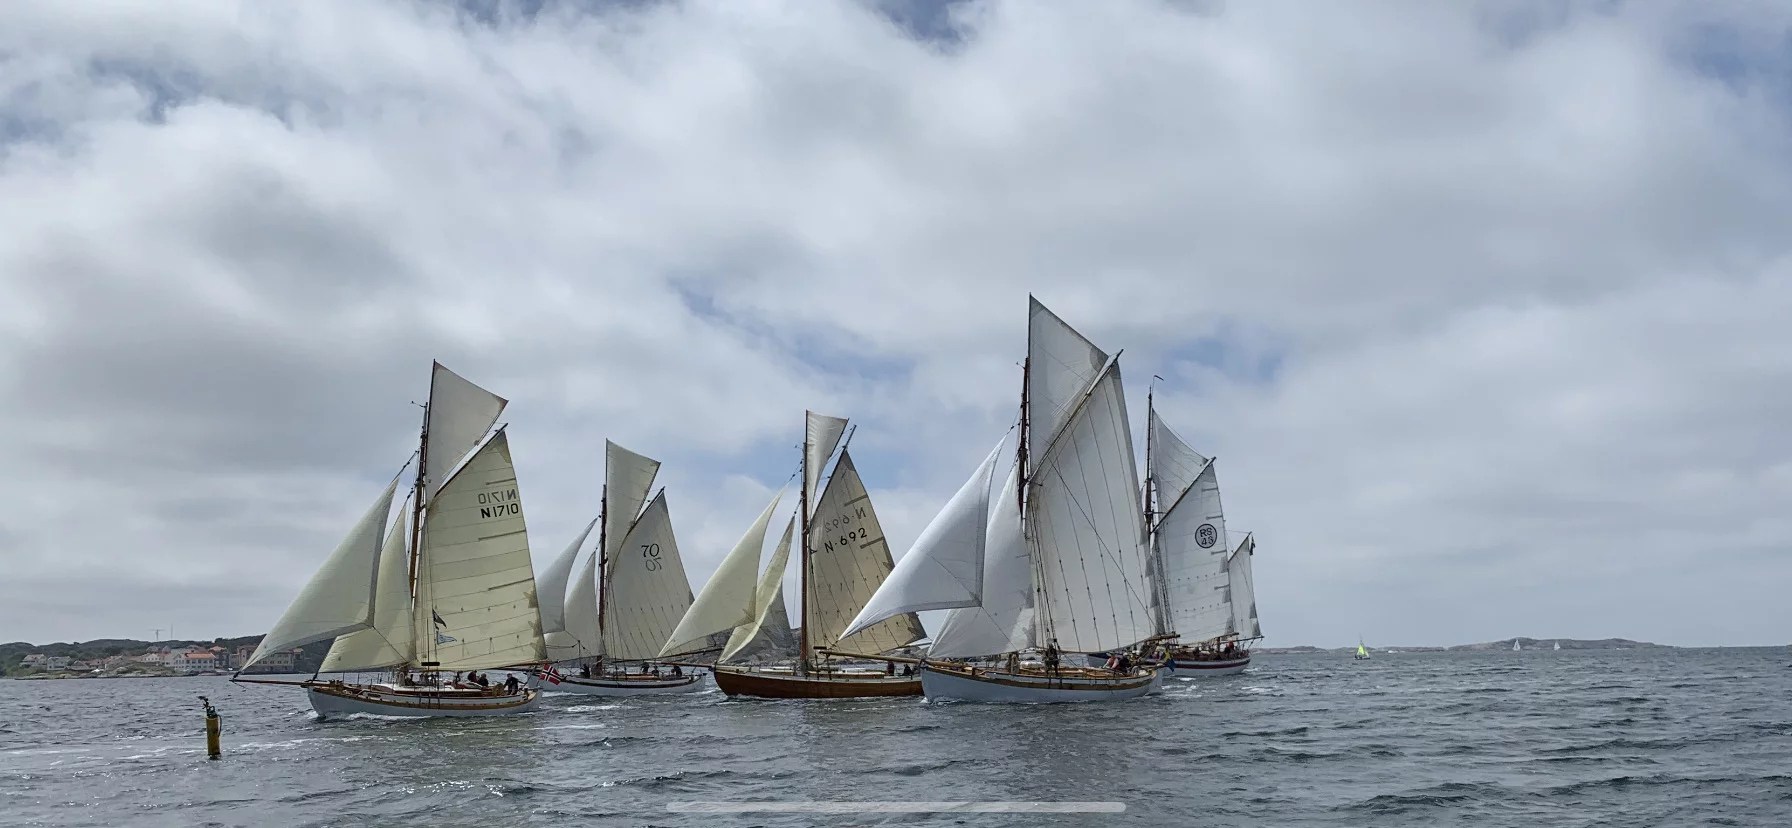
[804,411,848,507]
[422,362,507,504]
[1228,533,1260,639]
[321,499,414,672]
[410,430,545,670]
[721,517,799,662]
[1027,363,1155,654]
[805,451,926,654]
[538,517,597,636]
[245,476,400,670]
[659,487,786,657]
[560,548,602,659]
[602,492,697,661]
[602,440,660,571]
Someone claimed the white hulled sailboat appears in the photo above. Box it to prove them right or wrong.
[846,297,1162,703]
[235,363,545,719]
[660,413,928,698]
[541,440,704,695]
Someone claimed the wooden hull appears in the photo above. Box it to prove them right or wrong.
[712,665,921,699]
[1166,654,1250,676]
[304,681,539,720]
[919,663,1160,703]
[546,672,704,696]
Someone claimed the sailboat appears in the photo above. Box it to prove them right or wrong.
[1354,638,1371,660]
[234,363,545,718]
[1513,639,1522,652]
[659,413,927,698]
[1554,640,1562,651]
[846,297,1162,703]
[537,441,705,695]
[1120,389,1258,676]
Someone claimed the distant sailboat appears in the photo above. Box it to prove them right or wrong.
[1513,639,1522,652]
[1554,640,1562,651]
[1354,638,1371,660]
[235,363,545,719]
[540,441,705,695]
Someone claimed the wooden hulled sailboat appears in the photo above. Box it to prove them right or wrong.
[849,298,1161,703]
[234,363,545,719]
[541,441,704,695]
[659,413,927,698]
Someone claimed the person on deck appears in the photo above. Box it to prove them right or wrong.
[504,674,520,694]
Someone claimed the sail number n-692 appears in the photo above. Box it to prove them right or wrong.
[642,542,663,571]
[819,505,873,553]
[478,488,520,519]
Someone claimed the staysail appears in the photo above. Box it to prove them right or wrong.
[659,488,785,657]
[722,517,799,663]
[1228,533,1260,639]
[538,518,597,637]
[841,438,1003,640]
[320,496,414,672]
[410,430,545,670]
[245,475,401,670]
[929,456,1036,658]
[561,546,602,659]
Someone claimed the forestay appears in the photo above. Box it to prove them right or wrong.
[410,430,545,671]
[1027,363,1155,654]
[246,476,400,670]
[805,451,926,655]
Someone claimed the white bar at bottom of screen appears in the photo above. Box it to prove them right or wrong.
[666,801,1125,813]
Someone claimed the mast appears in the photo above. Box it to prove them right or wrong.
[408,373,433,668]
[798,421,812,675]
[594,482,609,663]
[1017,358,1029,518]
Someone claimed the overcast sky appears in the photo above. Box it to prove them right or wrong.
[3,0,1788,649]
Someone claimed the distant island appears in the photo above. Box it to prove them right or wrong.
[1259,637,1672,654]
[1,636,332,679]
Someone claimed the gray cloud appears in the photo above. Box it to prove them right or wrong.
[1,0,1788,648]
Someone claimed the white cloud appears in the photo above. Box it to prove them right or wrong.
[1,0,1788,648]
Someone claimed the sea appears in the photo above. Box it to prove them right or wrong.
[2,648,1788,827]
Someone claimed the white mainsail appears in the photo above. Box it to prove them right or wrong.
[602,492,697,661]
[841,439,1003,640]
[410,430,545,670]
[321,497,414,672]
[804,450,926,655]
[721,517,799,663]
[421,362,507,503]
[659,488,786,657]
[1146,404,1233,644]
[245,476,401,670]
[930,457,1036,658]
[1027,362,1155,653]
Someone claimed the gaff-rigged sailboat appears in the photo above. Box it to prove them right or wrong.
[234,363,546,718]
[538,441,704,695]
[850,297,1162,703]
[660,413,928,698]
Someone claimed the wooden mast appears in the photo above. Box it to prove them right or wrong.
[797,417,812,675]
[594,481,608,666]
[409,365,435,668]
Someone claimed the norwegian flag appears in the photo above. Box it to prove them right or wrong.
[538,665,564,685]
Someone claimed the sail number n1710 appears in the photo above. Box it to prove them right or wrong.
[478,488,521,519]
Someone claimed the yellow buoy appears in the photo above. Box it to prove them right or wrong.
[199,696,221,759]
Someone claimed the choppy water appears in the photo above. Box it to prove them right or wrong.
[3,649,1789,826]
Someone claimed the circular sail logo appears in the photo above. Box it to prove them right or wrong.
[1195,523,1218,549]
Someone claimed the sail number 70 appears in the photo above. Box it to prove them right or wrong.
[642,542,662,571]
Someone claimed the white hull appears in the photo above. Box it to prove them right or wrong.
[304,682,539,719]
[919,664,1161,703]
[546,673,705,696]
